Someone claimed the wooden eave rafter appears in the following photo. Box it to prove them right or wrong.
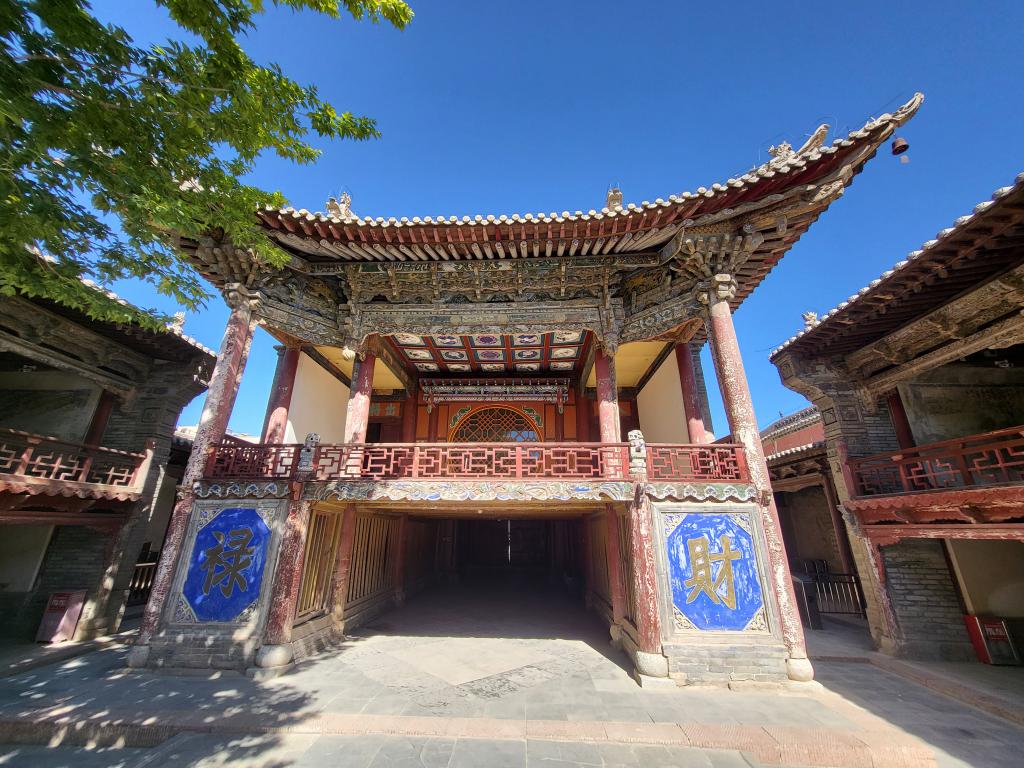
[846,261,1024,381]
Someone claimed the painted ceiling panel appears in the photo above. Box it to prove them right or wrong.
[387,331,592,376]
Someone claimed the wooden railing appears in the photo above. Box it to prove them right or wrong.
[203,441,750,484]
[848,425,1024,497]
[0,428,152,495]
[127,560,158,606]
[646,443,748,482]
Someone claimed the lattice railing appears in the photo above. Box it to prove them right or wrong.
[645,444,748,482]
[0,427,150,492]
[204,440,752,484]
[848,425,1024,497]
[203,442,300,479]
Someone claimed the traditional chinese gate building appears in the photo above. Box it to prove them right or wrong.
[772,171,1024,660]
[129,95,922,683]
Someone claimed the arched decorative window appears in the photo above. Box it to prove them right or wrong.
[449,406,541,442]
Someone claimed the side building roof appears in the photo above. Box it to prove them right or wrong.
[771,171,1024,360]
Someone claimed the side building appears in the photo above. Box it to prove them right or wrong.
[0,288,214,642]
[772,172,1024,660]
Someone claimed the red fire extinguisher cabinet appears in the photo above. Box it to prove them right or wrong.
[964,615,1021,665]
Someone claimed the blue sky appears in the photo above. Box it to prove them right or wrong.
[96,0,1024,437]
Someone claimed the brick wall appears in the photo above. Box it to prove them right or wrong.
[882,539,974,660]
[0,526,112,641]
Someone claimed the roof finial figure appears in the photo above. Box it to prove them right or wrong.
[606,187,623,210]
[768,141,794,161]
[801,310,818,329]
[326,191,353,219]
[168,311,186,331]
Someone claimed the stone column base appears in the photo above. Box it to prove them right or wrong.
[618,628,670,679]
[785,657,815,682]
[256,644,294,669]
[126,644,150,669]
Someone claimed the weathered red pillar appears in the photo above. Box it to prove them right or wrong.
[344,351,376,444]
[129,297,257,666]
[604,505,627,635]
[595,349,620,443]
[575,391,591,442]
[262,345,301,443]
[83,390,116,447]
[706,282,810,681]
[623,433,665,673]
[674,343,709,444]
[330,505,359,625]
[401,383,418,442]
[257,496,313,668]
[886,390,916,449]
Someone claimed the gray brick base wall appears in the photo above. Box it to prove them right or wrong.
[147,630,260,670]
[663,641,788,683]
[882,539,974,661]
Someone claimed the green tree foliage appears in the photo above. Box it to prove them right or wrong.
[0,0,412,326]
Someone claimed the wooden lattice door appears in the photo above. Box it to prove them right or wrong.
[449,407,540,442]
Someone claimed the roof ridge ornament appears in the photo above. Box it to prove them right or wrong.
[326,191,353,219]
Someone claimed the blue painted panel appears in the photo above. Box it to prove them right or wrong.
[665,513,764,631]
[182,507,271,622]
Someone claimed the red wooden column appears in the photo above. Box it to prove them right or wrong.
[257,496,313,668]
[262,345,301,443]
[705,280,811,681]
[594,348,620,443]
[344,351,376,444]
[401,383,418,443]
[129,297,257,666]
[330,504,359,625]
[886,390,916,449]
[674,343,709,444]
[83,390,116,447]
[604,505,627,640]
[575,391,591,442]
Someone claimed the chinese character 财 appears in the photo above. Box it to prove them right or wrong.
[683,534,741,609]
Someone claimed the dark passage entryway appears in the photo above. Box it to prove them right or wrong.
[454,519,583,590]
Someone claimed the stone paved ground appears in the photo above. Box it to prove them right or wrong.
[0,583,1021,767]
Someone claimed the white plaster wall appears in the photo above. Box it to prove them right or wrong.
[948,539,1024,618]
[286,352,349,443]
[0,525,54,592]
[637,353,690,443]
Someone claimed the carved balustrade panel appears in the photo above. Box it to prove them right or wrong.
[205,442,300,480]
[646,444,748,482]
[849,426,1024,497]
[0,428,146,488]
[202,441,753,484]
